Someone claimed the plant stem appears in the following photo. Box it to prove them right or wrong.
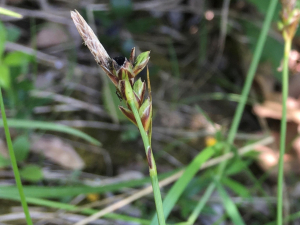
[185,0,278,224]
[0,88,33,225]
[277,38,291,225]
[129,101,166,225]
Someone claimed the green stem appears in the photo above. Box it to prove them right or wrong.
[218,0,278,175]
[277,38,291,225]
[128,101,166,225]
[186,0,278,224]
[0,88,33,225]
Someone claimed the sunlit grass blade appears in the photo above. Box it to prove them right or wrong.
[0,88,33,225]
[0,7,22,18]
[150,143,222,225]
[0,119,101,145]
[216,182,246,225]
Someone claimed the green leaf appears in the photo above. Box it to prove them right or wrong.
[0,119,101,146]
[0,64,10,89]
[20,164,43,182]
[0,7,22,18]
[216,182,246,225]
[3,51,33,67]
[0,21,6,59]
[13,135,30,162]
[102,75,126,123]
[150,143,223,225]
[222,177,251,198]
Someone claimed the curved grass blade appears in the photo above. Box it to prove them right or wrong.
[0,119,101,146]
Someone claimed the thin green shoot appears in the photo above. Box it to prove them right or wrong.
[129,100,166,225]
[0,119,100,145]
[0,87,33,225]
[150,143,220,224]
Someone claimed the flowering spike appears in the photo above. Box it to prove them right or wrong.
[129,78,135,87]
[147,66,152,102]
[134,91,142,108]
[146,66,152,143]
[71,10,111,68]
[133,51,150,75]
[119,106,137,125]
[139,98,152,132]
[279,0,300,41]
[119,80,134,102]
[100,65,119,87]
[133,78,146,100]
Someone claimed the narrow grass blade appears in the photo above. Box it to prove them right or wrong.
[185,0,279,222]
[0,7,22,18]
[0,169,177,198]
[216,182,246,225]
[102,75,125,123]
[150,143,222,225]
[0,88,33,225]
[0,119,101,145]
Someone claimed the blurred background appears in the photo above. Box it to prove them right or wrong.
[1,0,300,224]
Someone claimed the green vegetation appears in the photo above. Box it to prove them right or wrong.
[1,1,300,225]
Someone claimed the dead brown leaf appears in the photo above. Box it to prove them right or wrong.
[31,135,84,170]
[36,24,69,48]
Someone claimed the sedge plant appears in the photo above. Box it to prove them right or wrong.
[277,1,300,224]
[71,10,166,225]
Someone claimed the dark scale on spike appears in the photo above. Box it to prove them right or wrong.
[147,147,153,169]
[113,56,126,66]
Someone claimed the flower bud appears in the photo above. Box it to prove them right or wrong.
[133,51,150,75]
